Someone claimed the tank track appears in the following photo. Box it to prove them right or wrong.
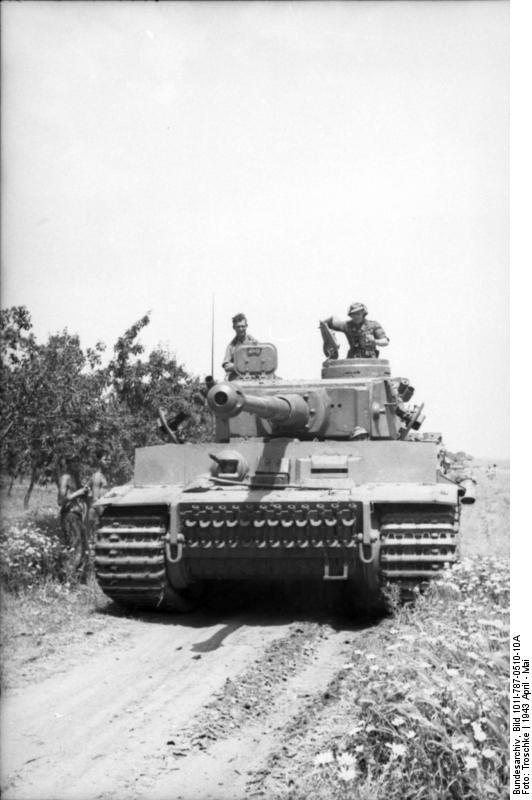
[94,508,173,609]
[94,503,460,611]
[378,504,459,603]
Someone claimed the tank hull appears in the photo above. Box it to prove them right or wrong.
[95,441,460,611]
[94,343,467,612]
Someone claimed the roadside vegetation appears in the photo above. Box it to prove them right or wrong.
[0,483,112,687]
[291,556,510,800]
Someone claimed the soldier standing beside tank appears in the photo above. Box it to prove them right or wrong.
[88,451,110,505]
[86,451,111,573]
[222,313,258,379]
[57,456,91,582]
[323,302,389,358]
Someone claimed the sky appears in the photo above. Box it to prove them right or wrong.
[2,0,509,459]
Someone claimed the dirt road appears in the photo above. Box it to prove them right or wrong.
[1,468,509,800]
[1,586,375,800]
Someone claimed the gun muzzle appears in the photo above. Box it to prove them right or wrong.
[206,382,310,429]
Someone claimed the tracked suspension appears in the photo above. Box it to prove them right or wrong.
[94,501,460,607]
[94,509,169,608]
[378,505,459,600]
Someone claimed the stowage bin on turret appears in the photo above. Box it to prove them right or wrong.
[94,334,473,613]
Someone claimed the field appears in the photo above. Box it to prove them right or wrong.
[0,464,510,800]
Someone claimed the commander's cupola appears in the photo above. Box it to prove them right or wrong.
[321,358,392,379]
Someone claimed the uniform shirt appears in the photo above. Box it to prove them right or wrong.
[324,316,388,358]
[57,473,89,518]
[222,334,258,372]
[88,469,109,503]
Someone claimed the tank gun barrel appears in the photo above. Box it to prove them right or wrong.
[207,382,310,429]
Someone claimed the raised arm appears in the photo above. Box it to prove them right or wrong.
[372,322,389,347]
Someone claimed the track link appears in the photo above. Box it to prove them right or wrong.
[379,504,459,602]
[95,508,170,608]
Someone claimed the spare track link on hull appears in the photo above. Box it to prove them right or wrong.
[179,500,360,549]
[379,505,459,603]
[94,509,171,608]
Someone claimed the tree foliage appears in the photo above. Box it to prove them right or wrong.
[1,307,212,505]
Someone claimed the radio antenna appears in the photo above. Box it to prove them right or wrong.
[210,293,215,377]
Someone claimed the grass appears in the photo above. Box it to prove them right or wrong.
[284,557,510,800]
[0,479,114,687]
[0,576,116,689]
[0,479,59,524]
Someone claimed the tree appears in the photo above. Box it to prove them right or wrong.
[1,307,213,504]
[1,307,40,494]
[1,309,109,506]
[101,314,211,480]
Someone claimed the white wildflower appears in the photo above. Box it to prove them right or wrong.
[338,766,357,782]
[387,742,407,758]
[314,750,334,767]
[472,721,487,742]
[337,752,357,768]
[451,738,468,751]
[464,755,478,770]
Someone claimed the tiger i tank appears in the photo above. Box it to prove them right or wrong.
[94,332,474,612]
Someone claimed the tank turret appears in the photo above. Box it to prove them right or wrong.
[206,346,425,443]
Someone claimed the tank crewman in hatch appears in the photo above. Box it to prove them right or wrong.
[323,302,389,358]
[222,313,258,379]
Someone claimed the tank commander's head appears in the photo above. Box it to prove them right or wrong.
[232,313,249,341]
[347,302,368,326]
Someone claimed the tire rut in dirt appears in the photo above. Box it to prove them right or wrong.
[144,620,375,800]
[155,612,381,800]
[168,620,329,755]
[245,624,387,799]
[244,678,348,798]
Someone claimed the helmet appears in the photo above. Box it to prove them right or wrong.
[347,302,367,317]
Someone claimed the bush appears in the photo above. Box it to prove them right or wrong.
[0,511,65,590]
